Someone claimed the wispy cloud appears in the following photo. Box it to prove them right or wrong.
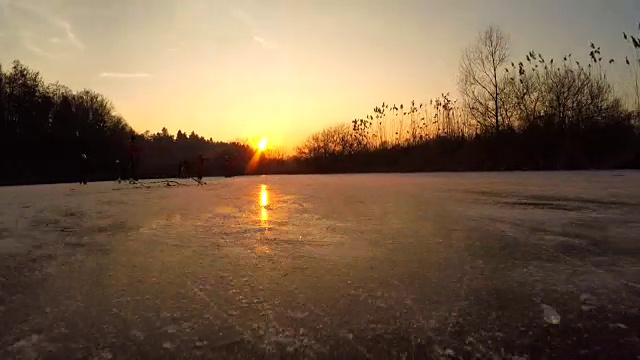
[230,6,279,50]
[99,72,151,79]
[24,39,61,59]
[59,20,83,49]
[253,35,278,49]
[253,35,267,46]
[3,0,84,56]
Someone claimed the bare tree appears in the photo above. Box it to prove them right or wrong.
[264,147,289,161]
[296,123,362,159]
[459,26,510,131]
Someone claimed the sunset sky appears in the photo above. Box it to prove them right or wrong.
[0,0,638,150]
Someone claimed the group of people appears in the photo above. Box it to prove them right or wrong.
[82,134,214,185]
[176,154,208,182]
[79,135,239,185]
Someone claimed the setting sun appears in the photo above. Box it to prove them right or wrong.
[257,137,268,151]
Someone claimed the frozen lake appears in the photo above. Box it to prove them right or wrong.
[1,172,639,359]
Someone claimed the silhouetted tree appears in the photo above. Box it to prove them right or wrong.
[0,60,256,185]
[292,28,639,173]
[459,26,511,132]
[2,21,640,185]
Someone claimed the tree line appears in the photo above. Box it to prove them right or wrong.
[290,26,640,173]
[0,60,255,185]
[1,25,639,185]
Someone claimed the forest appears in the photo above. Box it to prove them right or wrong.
[0,60,256,185]
[1,26,639,185]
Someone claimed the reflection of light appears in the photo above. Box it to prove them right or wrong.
[260,184,268,207]
[255,245,271,254]
[259,184,268,224]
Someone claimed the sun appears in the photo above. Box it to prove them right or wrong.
[257,137,268,151]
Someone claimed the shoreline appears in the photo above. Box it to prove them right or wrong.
[1,167,638,188]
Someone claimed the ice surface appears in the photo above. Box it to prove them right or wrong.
[0,172,639,359]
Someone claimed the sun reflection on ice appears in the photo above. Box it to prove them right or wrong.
[256,184,271,254]
[255,245,271,254]
[261,207,268,222]
[259,184,268,224]
[260,184,268,208]
[258,184,269,228]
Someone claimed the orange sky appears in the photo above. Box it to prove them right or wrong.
[1,0,638,151]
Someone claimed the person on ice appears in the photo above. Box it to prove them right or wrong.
[223,154,234,177]
[115,159,124,183]
[79,153,88,185]
[76,131,88,185]
[178,160,188,179]
[128,135,141,182]
[195,154,207,182]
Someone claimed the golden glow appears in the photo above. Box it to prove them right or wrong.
[257,184,270,257]
[255,245,271,254]
[245,139,267,173]
[259,184,269,224]
[16,1,612,152]
[260,184,268,207]
[257,137,268,151]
